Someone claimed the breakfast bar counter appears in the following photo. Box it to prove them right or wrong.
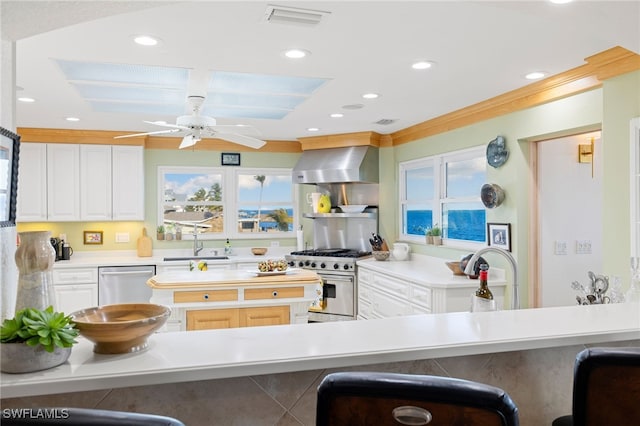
[2,303,638,399]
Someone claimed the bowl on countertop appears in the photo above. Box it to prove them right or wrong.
[445,261,465,276]
[70,303,170,354]
[372,251,390,261]
[251,247,268,256]
[338,205,368,213]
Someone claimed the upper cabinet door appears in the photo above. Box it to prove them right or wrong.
[47,144,80,221]
[16,143,47,222]
[80,144,112,221]
[112,145,144,220]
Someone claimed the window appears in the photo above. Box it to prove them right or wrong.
[399,147,486,245]
[158,166,295,239]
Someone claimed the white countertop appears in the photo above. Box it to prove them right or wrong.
[2,303,638,398]
[50,248,296,269]
[357,255,507,288]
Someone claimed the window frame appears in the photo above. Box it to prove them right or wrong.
[399,146,486,249]
[157,166,297,240]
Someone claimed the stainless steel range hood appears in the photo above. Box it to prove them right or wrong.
[292,146,379,184]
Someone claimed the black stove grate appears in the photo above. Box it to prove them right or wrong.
[289,249,371,258]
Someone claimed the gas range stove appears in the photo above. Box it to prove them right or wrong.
[286,249,371,273]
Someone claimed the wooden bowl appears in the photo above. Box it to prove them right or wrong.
[251,247,268,256]
[445,261,465,276]
[70,304,170,354]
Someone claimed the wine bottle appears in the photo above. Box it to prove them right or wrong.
[475,264,494,300]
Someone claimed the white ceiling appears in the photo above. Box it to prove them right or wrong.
[3,1,639,143]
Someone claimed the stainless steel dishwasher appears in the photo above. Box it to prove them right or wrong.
[98,265,156,305]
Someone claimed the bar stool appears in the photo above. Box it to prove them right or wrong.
[552,346,640,426]
[316,372,519,426]
[2,407,185,425]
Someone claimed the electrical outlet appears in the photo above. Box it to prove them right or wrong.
[554,240,568,255]
[59,233,67,242]
[115,232,130,243]
[270,241,280,247]
[576,240,592,254]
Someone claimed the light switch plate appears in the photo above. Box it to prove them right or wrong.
[576,240,592,254]
[115,232,130,243]
[554,240,568,255]
[270,241,280,247]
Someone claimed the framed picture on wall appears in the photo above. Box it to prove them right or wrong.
[487,223,511,251]
[0,127,20,228]
[221,152,240,166]
[84,231,103,245]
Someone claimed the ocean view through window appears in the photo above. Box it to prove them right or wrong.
[400,147,486,245]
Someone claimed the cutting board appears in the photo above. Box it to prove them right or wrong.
[137,227,152,257]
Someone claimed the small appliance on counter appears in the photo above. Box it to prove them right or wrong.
[50,237,62,261]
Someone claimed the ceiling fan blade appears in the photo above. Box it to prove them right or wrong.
[179,134,200,149]
[214,132,266,149]
[209,124,260,136]
[144,120,190,131]
[114,128,180,139]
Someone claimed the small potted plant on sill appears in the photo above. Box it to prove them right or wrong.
[165,224,174,241]
[425,227,434,245]
[431,224,442,246]
[157,225,165,241]
[1,306,79,374]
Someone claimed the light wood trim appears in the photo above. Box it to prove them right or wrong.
[238,305,289,327]
[528,141,541,308]
[391,46,639,146]
[146,136,301,152]
[173,289,238,303]
[17,128,145,145]
[186,308,239,330]
[244,286,304,300]
[297,131,383,150]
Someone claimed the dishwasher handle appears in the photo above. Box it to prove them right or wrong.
[100,270,154,277]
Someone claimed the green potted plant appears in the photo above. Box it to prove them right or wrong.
[431,224,442,246]
[425,227,434,245]
[1,306,79,373]
[157,225,165,241]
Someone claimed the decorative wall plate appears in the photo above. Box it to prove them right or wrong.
[486,135,509,168]
[481,183,505,209]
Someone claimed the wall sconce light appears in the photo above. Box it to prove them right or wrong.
[578,137,595,177]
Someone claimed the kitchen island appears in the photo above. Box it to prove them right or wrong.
[147,269,321,331]
[1,303,638,425]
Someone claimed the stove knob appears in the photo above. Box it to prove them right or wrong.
[333,263,339,270]
[298,261,304,268]
[311,262,316,268]
[305,260,311,267]
[288,261,295,267]
[343,264,350,270]
[320,263,326,269]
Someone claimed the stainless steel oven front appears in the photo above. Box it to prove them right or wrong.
[308,272,356,322]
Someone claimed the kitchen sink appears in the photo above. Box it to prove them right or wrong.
[163,256,229,261]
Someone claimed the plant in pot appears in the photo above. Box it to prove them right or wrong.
[1,306,79,374]
[425,227,434,245]
[431,224,442,246]
[157,225,165,241]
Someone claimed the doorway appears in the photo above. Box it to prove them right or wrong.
[534,131,603,307]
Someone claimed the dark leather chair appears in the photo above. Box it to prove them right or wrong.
[1,407,185,425]
[552,347,640,426]
[316,372,519,426]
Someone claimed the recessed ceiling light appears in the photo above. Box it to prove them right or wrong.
[133,35,159,46]
[342,104,364,110]
[65,117,80,122]
[549,0,573,4]
[307,127,320,132]
[412,61,435,70]
[362,93,379,99]
[525,71,547,80]
[284,48,309,59]
[18,97,35,103]
[330,113,344,118]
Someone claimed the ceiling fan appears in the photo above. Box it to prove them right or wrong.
[114,96,266,149]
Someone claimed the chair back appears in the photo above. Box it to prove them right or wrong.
[571,347,640,426]
[316,372,519,426]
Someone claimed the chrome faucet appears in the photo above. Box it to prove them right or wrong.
[464,246,519,310]
[193,223,203,256]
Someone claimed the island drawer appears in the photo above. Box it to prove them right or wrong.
[244,286,304,300]
[174,289,238,303]
[53,268,97,284]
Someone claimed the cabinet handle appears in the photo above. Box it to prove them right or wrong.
[272,291,278,297]
[203,294,209,300]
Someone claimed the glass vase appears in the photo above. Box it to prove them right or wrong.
[14,231,56,312]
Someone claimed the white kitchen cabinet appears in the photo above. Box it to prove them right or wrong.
[47,144,80,221]
[16,143,47,221]
[52,267,98,314]
[112,145,144,220]
[80,144,112,220]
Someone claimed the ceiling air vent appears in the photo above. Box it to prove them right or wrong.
[264,5,330,26]
[374,119,397,126]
